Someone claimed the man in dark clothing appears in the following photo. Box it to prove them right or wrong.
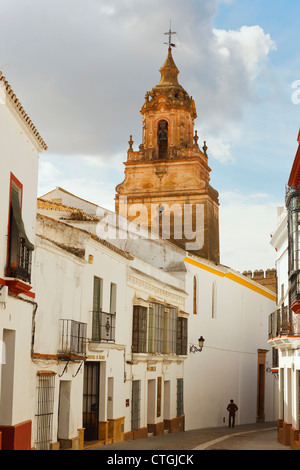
[227,399,238,428]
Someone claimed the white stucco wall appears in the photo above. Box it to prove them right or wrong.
[122,256,187,434]
[37,191,279,436]
[0,99,40,279]
[34,238,85,355]
[0,84,43,435]
[0,295,33,426]
[31,224,132,446]
[40,187,102,216]
[184,257,277,430]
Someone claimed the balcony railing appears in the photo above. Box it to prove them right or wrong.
[58,319,87,358]
[268,306,293,339]
[91,310,116,342]
[8,236,32,283]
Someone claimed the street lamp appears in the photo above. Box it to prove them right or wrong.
[190,336,205,353]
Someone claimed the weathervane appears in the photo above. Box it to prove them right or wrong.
[164,21,176,49]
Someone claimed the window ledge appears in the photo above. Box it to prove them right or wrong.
[4,277,33,296]
[88,341,125,352]
[132,353,187,363]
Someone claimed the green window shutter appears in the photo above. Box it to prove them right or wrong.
[93,277,102,311]
[10,188,34,251]
[92,277,102,341]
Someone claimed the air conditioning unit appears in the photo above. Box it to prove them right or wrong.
[0,285,8,303]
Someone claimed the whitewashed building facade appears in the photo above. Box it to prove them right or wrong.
[269,131,300,449]
[31,200,188,449]
[0,60,278,450]
[40,187,278,439]
[0,71,47,449]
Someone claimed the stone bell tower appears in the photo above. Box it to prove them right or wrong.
[115,41,220,263]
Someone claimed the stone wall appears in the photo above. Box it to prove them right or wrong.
[242,269,277,294]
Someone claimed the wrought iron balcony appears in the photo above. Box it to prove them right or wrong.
[58,319,87,359]
[8,236,32,283]
[285,184,300,205]
[268,306,293,340]
[91,310,116,342]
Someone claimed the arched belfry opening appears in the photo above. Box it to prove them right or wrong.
[157,120,168,159]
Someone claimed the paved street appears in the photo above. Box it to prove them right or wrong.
[87,422,291,452]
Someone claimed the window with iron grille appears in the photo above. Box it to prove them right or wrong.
[7,180,34,283]
[272,347,279,369]
[148,303,178,354]
[59,319,87,357]
[157,377,162,418]
[35,374,55,450]
[132,306,147,353]
[91,277,116,342]
[131,380,141,431]
[176,378,184,417]
[92,310,116,342]
[177,317,187,355]
[132,302,183,355]
[148,302,164,353]
[166,307,177,354]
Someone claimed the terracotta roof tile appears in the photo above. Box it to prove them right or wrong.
[37,198,99,221]
[0,71,47,151]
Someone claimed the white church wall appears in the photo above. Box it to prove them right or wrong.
[184,256,277,430]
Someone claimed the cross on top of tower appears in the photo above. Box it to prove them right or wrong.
[164,22,176,50]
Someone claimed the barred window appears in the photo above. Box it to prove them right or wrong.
[272,347,279,369]
[164,307,177,354]
[133,302,183,356]
[131,380,141,431]
[177,317,187,355]
[132,306,147,353]
[36,373,55,450]
[157,377,162,418]
[148,303,178,354]
[148,303,164,353]
[177,378,184,417]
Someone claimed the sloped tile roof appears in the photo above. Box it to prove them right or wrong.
[0,71,47,151]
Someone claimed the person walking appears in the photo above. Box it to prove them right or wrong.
[227,399,238,428]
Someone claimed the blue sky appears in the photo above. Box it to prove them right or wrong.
[1,0,299,272]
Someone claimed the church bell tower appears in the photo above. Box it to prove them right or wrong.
[115,34,220,263]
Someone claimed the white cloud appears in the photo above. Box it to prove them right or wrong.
[0,0,276,164]
[83,153,122,170]
[203,137,235,163]
[213,25,276,80]
[0,0,282,273]
[188,24,276,165]
[219,191,279,272]
[39,161,61,183]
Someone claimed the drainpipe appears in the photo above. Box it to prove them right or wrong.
[8,293,38,359]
